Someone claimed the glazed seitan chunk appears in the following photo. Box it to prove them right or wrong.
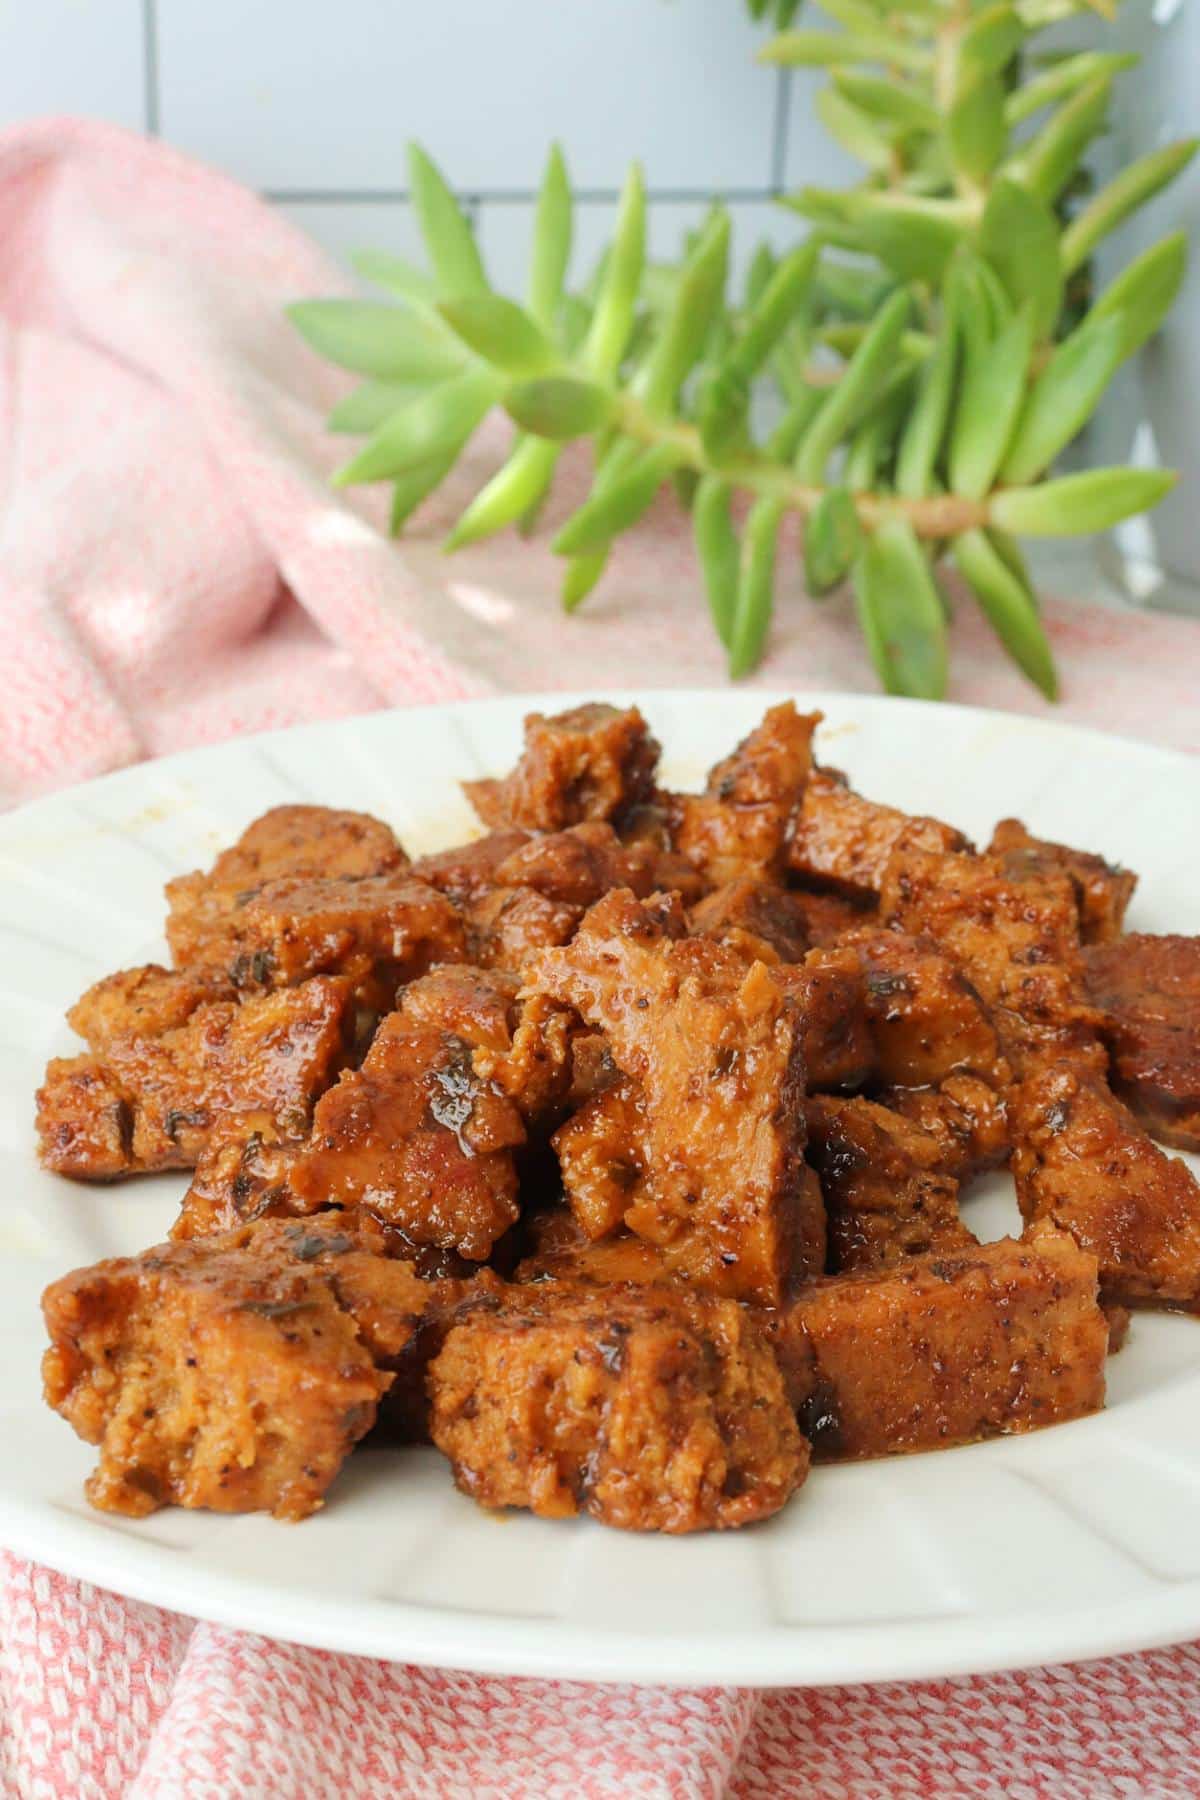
[42,1218,391,1520]
[805,1094,975,1273]
[42,1216,488,1519]
[285,1008,525,1262]
[989,818,1137,946]
[765,1228,1107,1459]
[463,886,583,975]
[786,885,876,948]
[842,927,1010,1090]
[880,849,1102,1075]
[174,968,574,1257]
[37,977,353,1179]
[226,873,465,1010]
[410,828,533,904]
[1082,934,1200,1151]
[67,963,237,1052]
[428,1281,807,1531]
[552,1078,648,1242]
[772,946,874,1093]
[787,767,969,899]
[880,1075,1011,1182]
[172,1115,302,1240]
[530,889,822,1303]
[166,805,406,970]
[494,820,703,908]
[464,703,660,833]
[689,877,810,966]
[1012,1063,1200,1312]
[669,702,819,884]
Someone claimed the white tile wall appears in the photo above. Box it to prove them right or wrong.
[0,0,145,130]
[155,0,782,194]
[0,0,826,289]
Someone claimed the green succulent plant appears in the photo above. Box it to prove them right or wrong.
[290,1,1195,699]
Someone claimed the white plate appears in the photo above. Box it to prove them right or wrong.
[2,690,1200,1689]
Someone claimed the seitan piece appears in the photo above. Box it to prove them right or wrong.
[42,1218,393,1520]
[880,849,1102,1075]
[843,927,1010,1090]
[410,829,533,905]
[494,820,703,908]
[787,767,968,899]
[1012,1062,1200,1312]
[463,885,583,975]
[285,1008,525,1262]
[805,1093,975,1273]
[689,877,810,966]
[989,818,1137,946]
[166,805,406,970]
[67,964,237,1052]
[552,1078,649,1242]
[669,702,819,884]
[764,1229,1108,1459]
[772,946,874,1093]
[464,703,660,832]
[880,1076,1011,1182]
[1082,934,1200,1152]
[530,889,822,1303]
[429,1280,807,1531]
[226,873,465,1010]
[37,978,353,1179]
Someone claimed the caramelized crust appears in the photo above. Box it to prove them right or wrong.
[690,877,810,966]
[773,946,874,1093]
[805,1094,974,1273]
[1083,934,1200,1151]
[843,927,1009,1090]
[788,768,968,898]
[989,818,1137,946]
[1012,1064,1200,1311]
[530,889,821,1303]
[166,805,406,969]
[228,873,465,1009]
[397,964,575,1129]
[494,819,704,909]
[68,964,236,1051]
[787,886,877,948]
[37,978,353,1179]
[880,849,1102,1075]
[463,885,582,975]
[287,1010,524,1261]
[429,1282,807,1531]
[765,1229,1107,1459]
[410,829,532,905]
[669,703,818,883]
[552,1078,648,1241]
[464,703,660,832]
[173,1114,301,1239]
[881,1075,1011,1182]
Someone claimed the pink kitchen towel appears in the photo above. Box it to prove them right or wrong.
[2,116,1200,1800]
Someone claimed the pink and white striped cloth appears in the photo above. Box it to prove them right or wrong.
[2,116,1200,1798]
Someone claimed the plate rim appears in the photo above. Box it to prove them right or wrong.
[4,687,1199,1688]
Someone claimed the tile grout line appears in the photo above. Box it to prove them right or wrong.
[141,0,160,136]
[264,185,783,207]
[770,68,791,193]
